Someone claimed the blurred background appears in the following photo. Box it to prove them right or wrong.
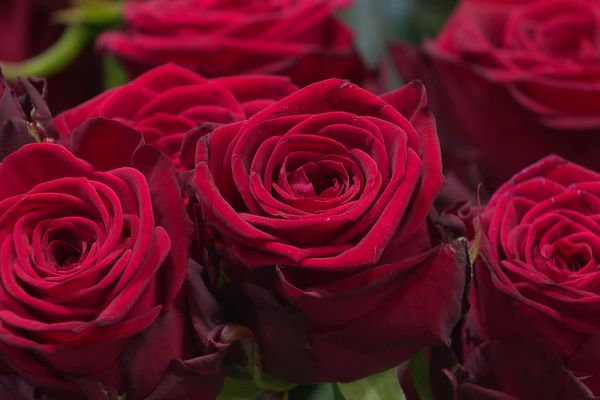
[342,0,458,66]
[0,0,459,111]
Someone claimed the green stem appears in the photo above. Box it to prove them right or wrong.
[0,24,92,80]
[53,2,124,26]
[410,349,435,400]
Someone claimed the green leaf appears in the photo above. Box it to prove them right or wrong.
[253,371,297,392]
[410,349,434,400]
[337,368,406,400]
[289,383,344,400]
[217,377,262,400]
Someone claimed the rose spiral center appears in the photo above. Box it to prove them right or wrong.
[507,1,600,62]
[543,239,595,272]
[542,17,596,61]
[288,162,344,198]
[48,231,86,269]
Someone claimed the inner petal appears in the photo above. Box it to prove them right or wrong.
[47,238,84,269]
[289,166,316,197]
[538,15,597,60]
[288,161,345,199]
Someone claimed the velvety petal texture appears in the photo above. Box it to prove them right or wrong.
[54,64,298,168]
[0,120,193,399]
[458,342,594,400]
[193,79,469,382]
[393,0,600,190]
[97,0,367,87]
[469,155,600,395]
[123,261,230,400]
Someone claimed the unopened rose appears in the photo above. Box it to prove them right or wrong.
[0,73,56,160]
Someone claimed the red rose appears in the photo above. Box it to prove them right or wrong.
[121,261,231,400]
[55,64,298,168]
[393,0,600,190]
[469,155,600,395]
[192,79,469,383]
[0,119,223,399]
[457,342,594,400]
[97,0,367,87]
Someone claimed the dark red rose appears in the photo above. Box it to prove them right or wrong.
[55,64,298,168]
[398,341,594,400]
[457,342,594,400]
[468,155,600,395]
[0,0,103,112]
[0,119,224,399]
[192,79,470,383]
[122,261,231,400]
[393,0,600,191]
[97,0,367,87]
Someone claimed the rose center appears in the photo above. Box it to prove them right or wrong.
[288,162,343,198]
[508,1,600,62]
[542,238,596,272]
[540,17,597,61]
[46,230,89,269]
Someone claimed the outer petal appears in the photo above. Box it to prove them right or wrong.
[459,341,595,400]
[224,240,469,382]
[61,118,144,171]
[290,239,469,382]
[124,262,228,400]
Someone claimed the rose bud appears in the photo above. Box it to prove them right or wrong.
[0,72,57,160]
[393,0,600,191]
[191,78,470,383]
[54,64,298,169]
[466,155,600,395]
[0,119,226,399]
[97,0,367,87]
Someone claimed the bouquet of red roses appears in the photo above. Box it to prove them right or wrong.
[1,0,599,399]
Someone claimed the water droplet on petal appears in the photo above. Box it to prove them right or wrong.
[337,80,351,89]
